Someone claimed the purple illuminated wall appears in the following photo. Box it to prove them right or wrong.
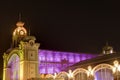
[38,49,97,74]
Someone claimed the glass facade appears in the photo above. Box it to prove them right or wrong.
[39,49,96,74]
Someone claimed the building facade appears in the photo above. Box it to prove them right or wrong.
[52,53,120,80]
[3,21,40,80]
[2,21,96,80]
[3,21,120,80]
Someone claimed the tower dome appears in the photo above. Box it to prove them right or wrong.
[102,43,114,54]
[13,21,27,36]
[12,21,27,47]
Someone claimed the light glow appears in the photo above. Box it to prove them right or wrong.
[68,70,73,78]
[53,73,57,79]
[113,60,119,68]
[87,66,92,76]
[118,65,120,71]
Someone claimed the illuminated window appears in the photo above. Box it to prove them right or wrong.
[48,67,53,74]
[39,55,45,61]
[69,55,74,63]
[54,54,61,62]
[47,53,53,62]
[75,55,80,62]
[41,68,46,74]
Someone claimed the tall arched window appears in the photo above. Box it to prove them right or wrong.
[93,64,114,80]
[8,54,20,80]
[95,68,113,80]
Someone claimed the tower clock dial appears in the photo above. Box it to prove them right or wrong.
[19,30,25,35]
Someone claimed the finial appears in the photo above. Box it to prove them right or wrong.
[19,13,21,21]
[17,13,24,27]
[28,26,31,36]
[103,41,114,54]
[106,41,108,46]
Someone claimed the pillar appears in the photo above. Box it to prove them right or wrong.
[3,68,11,80]
[114,71,120,80]
[87,75,94,80]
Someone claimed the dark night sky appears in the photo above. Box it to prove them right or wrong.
[0,0,120,79]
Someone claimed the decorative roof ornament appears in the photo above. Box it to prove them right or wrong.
[12,14,28,47]
[16,13,24,27]
[19,13,21,21]
[102,42,114,54]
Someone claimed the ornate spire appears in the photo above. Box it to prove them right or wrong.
[12,14,27,47]
[19,13,21,21]
[28,25,31,36]
[16,13,24,27]
[106,41,108,46]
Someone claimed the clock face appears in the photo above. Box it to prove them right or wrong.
[19,30,25,35]
[28,51,36,60]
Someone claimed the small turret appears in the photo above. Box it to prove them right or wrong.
[102,42,114,54]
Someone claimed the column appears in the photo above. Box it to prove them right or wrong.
[114,71,120,80]
[3,68,11,80]
[87,75,94,80]
[113,60,120,80]
[68,70,73,80]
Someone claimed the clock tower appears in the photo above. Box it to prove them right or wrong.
[3,21,40,80]
[12,21,40,80]
[19,36,40,80]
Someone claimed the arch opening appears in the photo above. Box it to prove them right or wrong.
[7,54,20,80]
[57,72,69,80]
[73,68,88,80]
[95,68,113,80]
[93,64,114,80]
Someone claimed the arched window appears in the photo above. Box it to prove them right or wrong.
[7,54,20,80]
[93,64,114,80]
[57,72,69,80]
[95,68,113,80]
